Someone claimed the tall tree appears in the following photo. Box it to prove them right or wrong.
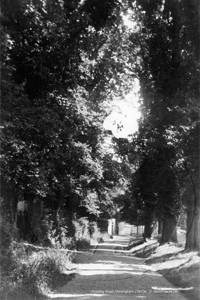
[127,0,199,248]
[0,0,138,242]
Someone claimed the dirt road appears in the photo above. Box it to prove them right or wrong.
[47,238,190,300]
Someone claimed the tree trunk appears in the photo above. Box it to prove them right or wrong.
[0,177,18,224]
[144,208,156,239]
[161,213,178,243]
[28,197,43,241]
[185,193,200,251]
[16,210,30,238]
[158,215,163,234]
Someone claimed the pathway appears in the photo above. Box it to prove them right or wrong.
[47,235,189,300]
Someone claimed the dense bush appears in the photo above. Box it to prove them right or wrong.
[73,217,103,249]
[0,214,105,299]
[0,218,72,299]
[21,249,70,296]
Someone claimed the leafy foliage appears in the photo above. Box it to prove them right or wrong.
[121,0,200,243]
[1,0,199,251]
[0,0,138,246]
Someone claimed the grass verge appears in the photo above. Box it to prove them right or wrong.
[131,240,200,300]
[0,242,74,300]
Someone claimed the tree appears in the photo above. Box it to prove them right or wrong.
[126,0,200,248]
[0,0,138,243]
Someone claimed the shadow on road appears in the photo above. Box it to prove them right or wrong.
[47,251,188,300]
